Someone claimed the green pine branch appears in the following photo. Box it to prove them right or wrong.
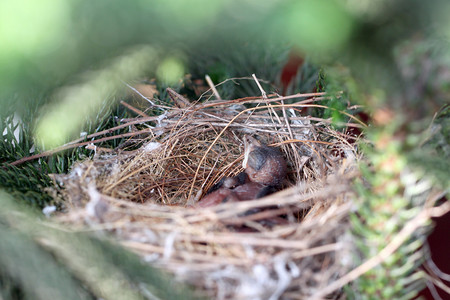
[0,190,203,300]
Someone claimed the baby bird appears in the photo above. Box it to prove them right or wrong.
[196,135,287,207]
[242,135,287,187]
[196,187,239,207]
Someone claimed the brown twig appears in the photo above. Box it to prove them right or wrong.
[120,100,149,118]
[8,129,152,167]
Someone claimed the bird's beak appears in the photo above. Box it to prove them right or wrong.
[242,135,260,168]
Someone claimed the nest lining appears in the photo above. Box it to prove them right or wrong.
[54,90,362,299]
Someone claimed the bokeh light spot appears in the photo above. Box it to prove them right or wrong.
[285,0,354,53]
[156,57,185,85]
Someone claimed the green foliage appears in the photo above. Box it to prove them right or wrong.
[407,151,450,190]
[1,105,53,206]
[323,97,348,129]
[0,222,93,300]
[186,42,315,99]
[0,191,202,300]
[406,105,450,189]
[0,95,131,207]
[310,67,357,128]
[0,165,53,208]
[1,0,450,299]
[347,123,446,299]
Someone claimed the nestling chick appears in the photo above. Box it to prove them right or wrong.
[196,181,276,208]
[196,135,287,207]
[242,135,287,187]
[196,188,239,207]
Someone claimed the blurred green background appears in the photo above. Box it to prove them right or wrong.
[2,0,450,147]
[0,0,447,133]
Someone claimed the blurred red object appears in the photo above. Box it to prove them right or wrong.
[280,49,304,95]
[417,206,450,299]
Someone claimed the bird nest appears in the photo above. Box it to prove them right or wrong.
[53,88,364,299]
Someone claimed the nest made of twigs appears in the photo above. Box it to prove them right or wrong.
[54,88,364,299]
